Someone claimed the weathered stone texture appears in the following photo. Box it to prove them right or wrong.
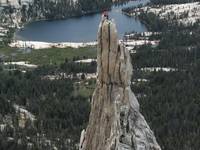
[80,17,161,150]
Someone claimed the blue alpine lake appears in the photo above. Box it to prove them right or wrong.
[15,0,148,42]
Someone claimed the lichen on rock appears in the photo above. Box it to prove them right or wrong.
[79,17,161,150]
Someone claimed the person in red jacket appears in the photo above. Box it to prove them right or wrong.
[102,11,109,19]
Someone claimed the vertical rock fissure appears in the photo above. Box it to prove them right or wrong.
[108,22,111,83]
[100,21,103,86]
[79,18,161,150]
[119,61,122,85]
[113,45,119,85]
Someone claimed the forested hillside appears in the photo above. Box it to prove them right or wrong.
[29,0,112,20]
[1,0,113,22]
[151,0,200,4]
[0,60,97,150]
[131,30,200,150]
[1,21,199,150]
[128,3,200,149]
[0,0,200,150]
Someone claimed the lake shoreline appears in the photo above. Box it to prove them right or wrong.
[9,32,159,50]
[9,40,97,49]
[14,0,149,43]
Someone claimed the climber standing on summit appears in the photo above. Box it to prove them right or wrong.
[102,11,109,19]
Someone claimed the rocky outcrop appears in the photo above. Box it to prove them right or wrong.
[0,0,112,22]
[79,17,161,150]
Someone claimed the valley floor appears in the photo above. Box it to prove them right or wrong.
[0,1,200,150]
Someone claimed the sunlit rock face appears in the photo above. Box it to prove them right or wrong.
[79,17,161,150]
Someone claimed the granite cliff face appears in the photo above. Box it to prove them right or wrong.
[0,0,112,24]
[79,18,161,150]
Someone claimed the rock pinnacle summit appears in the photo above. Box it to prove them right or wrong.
[79,17,161,150]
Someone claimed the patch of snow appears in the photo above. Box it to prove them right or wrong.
[125,32,160,38]
[7,137,14,141]
[0,33,5,36]
[136,78,148,82]
[140,67,177,72]
[132,79,148,85]
[122,39,160,47]
[27,142,34,148]
[0,124,6,132]
[77,73,97,80]
[0,28,9,33]
[21,70,27,73]
[75,59,97,63]
[42,73,97,80]
[10,39,159,50]
[130,50,137,53]
[9,40,97,49]
[4,61,38,68]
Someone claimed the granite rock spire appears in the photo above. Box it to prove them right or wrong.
[79,17,161,150]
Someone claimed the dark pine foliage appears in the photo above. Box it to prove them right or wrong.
[131,15,200,150]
